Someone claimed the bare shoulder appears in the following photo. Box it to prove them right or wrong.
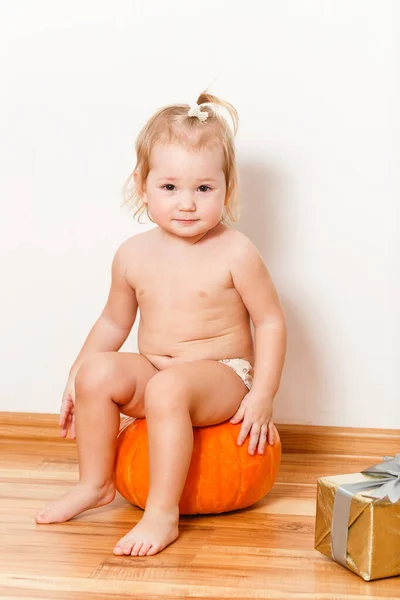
[218,226,263,265]
[112,229,156,277]
[114,229,155,260]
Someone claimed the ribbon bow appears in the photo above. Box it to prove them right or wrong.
[331,454,400,567]
[361,453,400,503]
[188,103,208,123]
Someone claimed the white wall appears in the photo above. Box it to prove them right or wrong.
[0,0,398,427]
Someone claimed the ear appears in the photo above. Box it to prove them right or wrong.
[134,171,147,204]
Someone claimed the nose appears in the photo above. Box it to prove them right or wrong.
[177,194,196,211]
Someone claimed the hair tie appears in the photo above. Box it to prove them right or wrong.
[188,103,208,123]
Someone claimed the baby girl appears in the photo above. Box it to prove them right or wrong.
[35,92,287,557]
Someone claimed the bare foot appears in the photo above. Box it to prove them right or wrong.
[35,481,116,524]
[113,506,179,557]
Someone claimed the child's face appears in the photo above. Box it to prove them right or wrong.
[142,142,227,239]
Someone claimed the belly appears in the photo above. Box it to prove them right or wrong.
[137,312,254,371]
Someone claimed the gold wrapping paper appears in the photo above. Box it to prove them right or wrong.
[314,472,400,581]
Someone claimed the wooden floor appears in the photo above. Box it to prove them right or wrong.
[1,414,399,599]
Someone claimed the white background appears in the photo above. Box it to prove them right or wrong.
[0,0,398,427]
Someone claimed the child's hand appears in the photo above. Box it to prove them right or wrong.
[59,379,76,440]
[230,391,276,455]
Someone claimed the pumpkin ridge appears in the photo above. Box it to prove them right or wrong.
[231,425,244,511]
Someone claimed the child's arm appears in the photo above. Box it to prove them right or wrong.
[230,235,287,452]
[68,239,138,380]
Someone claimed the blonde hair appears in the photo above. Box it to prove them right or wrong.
[122,92,240,225]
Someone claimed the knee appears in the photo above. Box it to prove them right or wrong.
[144,371,190,413]
[75,352,116,396]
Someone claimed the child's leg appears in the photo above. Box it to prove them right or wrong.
[113,359,248,557]
[35,352,157,524]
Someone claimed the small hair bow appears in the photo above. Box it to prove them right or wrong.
[188,103,208,123]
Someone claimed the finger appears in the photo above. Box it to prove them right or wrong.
[237,419,252,446]
[61,413,71,438]
[59,405,68,427]
[248,424,261,455]
[60,423,69,438]
[230,402,245,424]
[64,410,73,435]
[271,422,280,445]
[59,412,70,429]
[268,421,275,445]
[59,403,71,429]
[257,426,269,455]
[59,397,72,426]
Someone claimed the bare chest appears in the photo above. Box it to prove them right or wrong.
[131,257,234,313]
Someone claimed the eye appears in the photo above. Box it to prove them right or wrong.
[162,184,176,191]
[198,185,212,192]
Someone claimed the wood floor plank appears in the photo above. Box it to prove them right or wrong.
[1,573,399,599]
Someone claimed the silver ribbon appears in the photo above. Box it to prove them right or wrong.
[330,453,400,567]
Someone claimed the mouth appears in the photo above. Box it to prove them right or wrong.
[174,219,199,223]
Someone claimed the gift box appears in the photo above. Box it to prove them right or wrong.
[314,454,400,581]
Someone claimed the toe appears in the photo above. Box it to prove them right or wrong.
[146,545,158,556]
[113,535,134,556]
[35,510,49,523]
[122,544,133,555]
[131,541,143,556]
[138,542,152,556]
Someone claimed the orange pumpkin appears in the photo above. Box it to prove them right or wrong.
[115,417,282,515]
